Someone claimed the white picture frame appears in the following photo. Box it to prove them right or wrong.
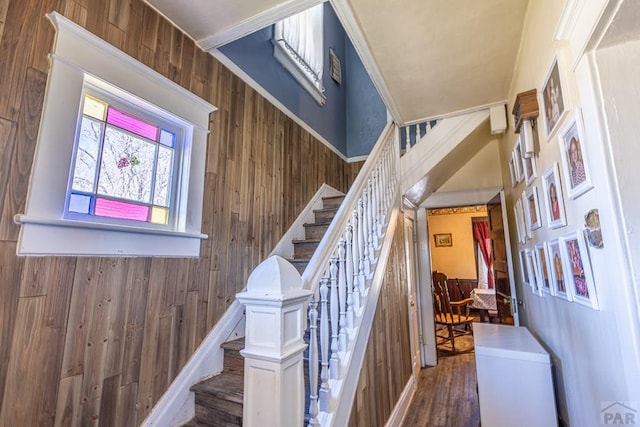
[525,186,542,231]
[535,242,553,295]
[546,239,572,301]
[541,163,567,229]
[558,110,593,199]
[559,231,599,309]
[541,56,567,138]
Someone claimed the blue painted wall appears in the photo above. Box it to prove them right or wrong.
[345,40,386,157]
[218,3,386,158]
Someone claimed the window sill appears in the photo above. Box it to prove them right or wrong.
[273,40,326,106]
[15,214,207,257]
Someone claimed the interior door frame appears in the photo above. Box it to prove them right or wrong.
[402,210,422,377]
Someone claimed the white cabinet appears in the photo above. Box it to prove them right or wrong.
[474,323,557,427]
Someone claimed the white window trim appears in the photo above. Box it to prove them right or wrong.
[273,6,326,106]
[15,12,216,257]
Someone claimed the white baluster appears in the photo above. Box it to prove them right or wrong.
[329,257,339,379]
[345,224,354,328]
[367,179,376,265]
[376,164,384,237]
[416,123,422,141]
[319,276,330,411]
[357,198,367,292]
[361,191,371,277]
[307,294,319,427]
[405,127,411,152]
[350,211,361,311]
[338,238,347,351]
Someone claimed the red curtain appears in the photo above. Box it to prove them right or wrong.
[473,221,494,289]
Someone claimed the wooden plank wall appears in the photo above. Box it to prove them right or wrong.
[348,213,413,427]
[0,0,363,425]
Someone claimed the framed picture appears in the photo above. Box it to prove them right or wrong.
[513,198,526,244]
[525,249,541,295]
[559,231,599,309]
[542,163,567,229]
[434,233,452,247]
[509,155,518,188]
[558,110,593,199]
[520,192,533,239]
[525,186,542,231]
[541,56,567,137]
[546,239,571,301]
[535,242,552,295]
[520,141,537,185]
[514,140,524,183]
[518,249,529,285]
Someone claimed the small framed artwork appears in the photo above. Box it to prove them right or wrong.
[513,198,526,244]
[434,233,452,247]
[509,155,518,188]
[514,140,524,183]
[521,192,533,239]
[541,163,567,229]
[546,239,571,301]
[535,242,552,295]
[525,186,542,231]
[521,145,537,185]
[559,231,599,309]
[541,56,567,138]
[518,249,529,285]
[525,249,541,295]
[558,110,593,199]
[329,47,342,84]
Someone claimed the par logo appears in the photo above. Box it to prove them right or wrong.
[601,402,637,425]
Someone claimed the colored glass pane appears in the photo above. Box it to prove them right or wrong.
[82,95,107,120]
[153,145,173,207]
[71,117,102,192]
[106,107,158,141]
[68,193,92,214]
[97,127,156,203]
[150,206,169,224]
[159,129,175,147]
[94,198,149,222]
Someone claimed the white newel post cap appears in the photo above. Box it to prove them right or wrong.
[236,255,312,358]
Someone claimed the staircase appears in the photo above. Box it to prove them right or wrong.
[184,195,345,426]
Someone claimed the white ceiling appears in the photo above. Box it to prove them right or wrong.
[145,0,529,125]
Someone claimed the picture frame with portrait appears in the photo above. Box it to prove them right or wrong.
[558,110,593,199]
[525,186,542,231]
[541,56,567,138]
[520,192,533,240]
[546,239,571,301]
[535,242,552,295]
[509,155,518,188]
[518,249,529,285]
[513,197,527,244]
[521,153,537,186]
[542,163,567,229]
[513,141,524,183]
[525,249,541,295]
[559,231,599,309]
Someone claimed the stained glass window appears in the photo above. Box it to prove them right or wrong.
[68,93,176,225]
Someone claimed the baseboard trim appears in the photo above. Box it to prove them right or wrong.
[385,376,417,427]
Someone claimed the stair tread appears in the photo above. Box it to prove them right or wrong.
[221,338,245,351]
[191,372,244,404]
[292,238,321,244]
[313,207,339,213]
[303,222,331,227]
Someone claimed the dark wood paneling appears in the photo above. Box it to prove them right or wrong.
[349,214,413,427]
[0,0,363,425]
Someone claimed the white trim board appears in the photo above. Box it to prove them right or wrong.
[384,377,416,427]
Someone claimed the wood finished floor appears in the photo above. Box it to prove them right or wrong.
[401,328,480,427]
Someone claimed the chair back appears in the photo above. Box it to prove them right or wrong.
[432,271,455,323]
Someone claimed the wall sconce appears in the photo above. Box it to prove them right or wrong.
[512,89,539,157]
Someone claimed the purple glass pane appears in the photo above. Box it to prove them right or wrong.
[95,198,149,222]
[106,107,158,141]
[68,193,92,214]
[159,129,175,147]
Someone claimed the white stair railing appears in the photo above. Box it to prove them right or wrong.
[401,119,439,153]
[302,122,400,426]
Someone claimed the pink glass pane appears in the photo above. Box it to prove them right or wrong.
[95,198,149,222]
[106,107,158,141]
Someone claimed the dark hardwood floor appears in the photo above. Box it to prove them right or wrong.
[401,328,480,427]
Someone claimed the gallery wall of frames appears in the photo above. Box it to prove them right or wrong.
[509,56,602,311]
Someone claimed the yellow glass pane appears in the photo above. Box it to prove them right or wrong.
[83,95,107,120]
[150,206,168,224]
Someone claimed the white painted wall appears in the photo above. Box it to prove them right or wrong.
[437,140,503,192]
[500,1,640,425]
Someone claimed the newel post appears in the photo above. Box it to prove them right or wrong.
[236,255,312,427]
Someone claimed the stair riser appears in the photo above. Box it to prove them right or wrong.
[314,210,337,223]
[305,224,329,240]
[195,393,243,418]
[195,404,242,427]
[322,196,345,209]
[291,261,308,275]
[294,241,319,258]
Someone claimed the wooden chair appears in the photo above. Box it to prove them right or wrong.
[432,271,475,352]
